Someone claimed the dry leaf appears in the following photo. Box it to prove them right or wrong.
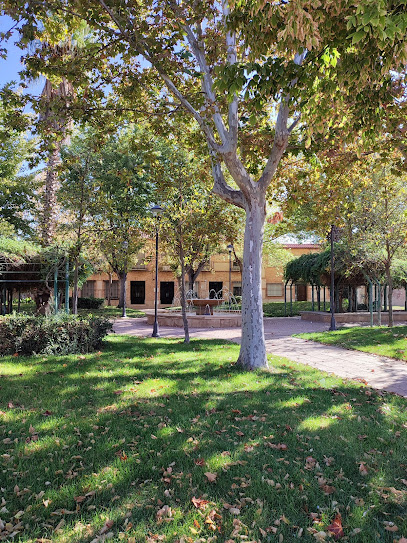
[191,496,209,510]
[359,463,368,476]
[157,505,172,519]
[100,519,114,535]
[327,513,344,540]
[204,472,217,482]
[320,484,336,495]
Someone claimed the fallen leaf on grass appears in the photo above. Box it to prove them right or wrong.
[314,531,328,541]
[204,472,217,482]
[191,496,209,510]
[327,513,344,540]
[359,463,368,476]
[266,442,288,450]
[320,484,336,495]
[100,519,114,535]
[157,505,172,519]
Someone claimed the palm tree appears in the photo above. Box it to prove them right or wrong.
[35,21,90,245]
[39,75,74,245]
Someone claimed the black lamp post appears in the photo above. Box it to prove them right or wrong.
[227,244,233,307]
[151,204,163,337]
[328,224,340,331]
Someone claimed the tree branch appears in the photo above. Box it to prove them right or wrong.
[258,51,307,192]
[223,0,239,149]
[211,156,246,209]
[166,0,229,146]
[96,0,223,152]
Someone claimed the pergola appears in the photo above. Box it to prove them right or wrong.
[283,248,407,322]
[0,248,70,315]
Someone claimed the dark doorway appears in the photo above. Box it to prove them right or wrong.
[160,281,174,304]
[130,281,145,304]
[296,284,307,301]
[209,282,223,298]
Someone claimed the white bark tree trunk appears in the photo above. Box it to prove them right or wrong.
[237,198,267,369]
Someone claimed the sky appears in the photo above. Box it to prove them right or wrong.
[0,15,44,94]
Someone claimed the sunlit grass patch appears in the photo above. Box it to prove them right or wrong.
[298,325,407,361]
[0,335,407,542]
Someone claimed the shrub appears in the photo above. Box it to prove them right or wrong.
[263,300,331,317]
[0,314,113,356]
[71,297,105,309]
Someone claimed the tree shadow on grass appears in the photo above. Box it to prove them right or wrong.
[0,336,407,542]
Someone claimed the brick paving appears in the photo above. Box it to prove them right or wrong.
[113,316,407,397]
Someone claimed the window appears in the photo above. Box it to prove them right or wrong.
[104,280,119,300]
[266,283,283,297]
[233,282,242,297]
[81,280,95,298]
[232,260,240,271]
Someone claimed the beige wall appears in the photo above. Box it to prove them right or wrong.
[81,244,321,308]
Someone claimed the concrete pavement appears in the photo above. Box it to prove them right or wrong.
[113,316,407,397]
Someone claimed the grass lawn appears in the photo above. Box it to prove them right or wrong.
[298,325,407,362]
[1,336,407,542]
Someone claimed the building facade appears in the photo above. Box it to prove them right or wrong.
[80,244,321,309]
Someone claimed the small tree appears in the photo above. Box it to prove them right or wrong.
[348,169,407,326]
[58,131,96,313]
[157,142,242,341]
[88,128,153,316]
[0,103,36,237]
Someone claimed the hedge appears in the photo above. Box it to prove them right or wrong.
[0,314,113,356]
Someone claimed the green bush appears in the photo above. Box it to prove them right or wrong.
[71,297,105,309]
[263,300,331,317]
[0,314,113,356]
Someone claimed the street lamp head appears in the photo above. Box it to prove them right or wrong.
[151,204,163,218]
[227,244,234,253]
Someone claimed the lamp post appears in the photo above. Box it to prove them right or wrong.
[151,204,163,337]
[328,224,340,331]
[227,244,233,307]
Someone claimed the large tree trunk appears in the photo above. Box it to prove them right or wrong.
[72,256,79,315]
[39,77,74,246]
[41,145,60,246]
[385,265,393,327]
[237,199,267,369]
[118,271,127,317]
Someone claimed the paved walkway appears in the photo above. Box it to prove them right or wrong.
[113,317,407,397]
